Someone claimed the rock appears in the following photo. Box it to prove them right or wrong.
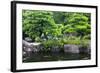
[79,45,91,54]
[22,40,42,58]
[64,44,80,53]
[22,40,33,48]
[23,40,41,52]
[23,51,27,57]
[25,37,32,42]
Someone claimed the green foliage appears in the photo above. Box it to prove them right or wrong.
[42,40,63,48]
[83,34,91,40]
[80,39,90,49]
[53,12,65,24]
[63,13,91,36]
[23,10,59,41]
[22,10,91,50]
[61,36,81,45]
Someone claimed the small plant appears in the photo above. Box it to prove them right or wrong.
[83,34,91,40]
[80,39,90,49]
[41,39,64,52]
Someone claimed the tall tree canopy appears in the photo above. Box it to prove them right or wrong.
[22,10,91,41]
[63,13,91,36]
[23,10,62,41]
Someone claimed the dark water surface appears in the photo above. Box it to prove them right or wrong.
[23,52,90,63]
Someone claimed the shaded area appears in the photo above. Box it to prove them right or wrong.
[22,39,91,63]
[23,52,90,63]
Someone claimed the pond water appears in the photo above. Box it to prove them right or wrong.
[23,52,90,63]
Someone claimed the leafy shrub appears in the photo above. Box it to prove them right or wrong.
[80,39,90,48]
[35,37,42,42]
[41,40,64,51]
[83,34,91,40]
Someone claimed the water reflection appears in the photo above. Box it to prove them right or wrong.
[23,52,90,63]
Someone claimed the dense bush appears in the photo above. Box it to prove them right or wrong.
[63,13,91,36]
[41,40,64,51]
[22,10,60,41]
[23,10,91,41]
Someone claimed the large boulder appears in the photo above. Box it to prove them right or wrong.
[64,44,80,53]
[22,40,41,53]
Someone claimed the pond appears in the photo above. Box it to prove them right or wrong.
[23,52,90,63]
